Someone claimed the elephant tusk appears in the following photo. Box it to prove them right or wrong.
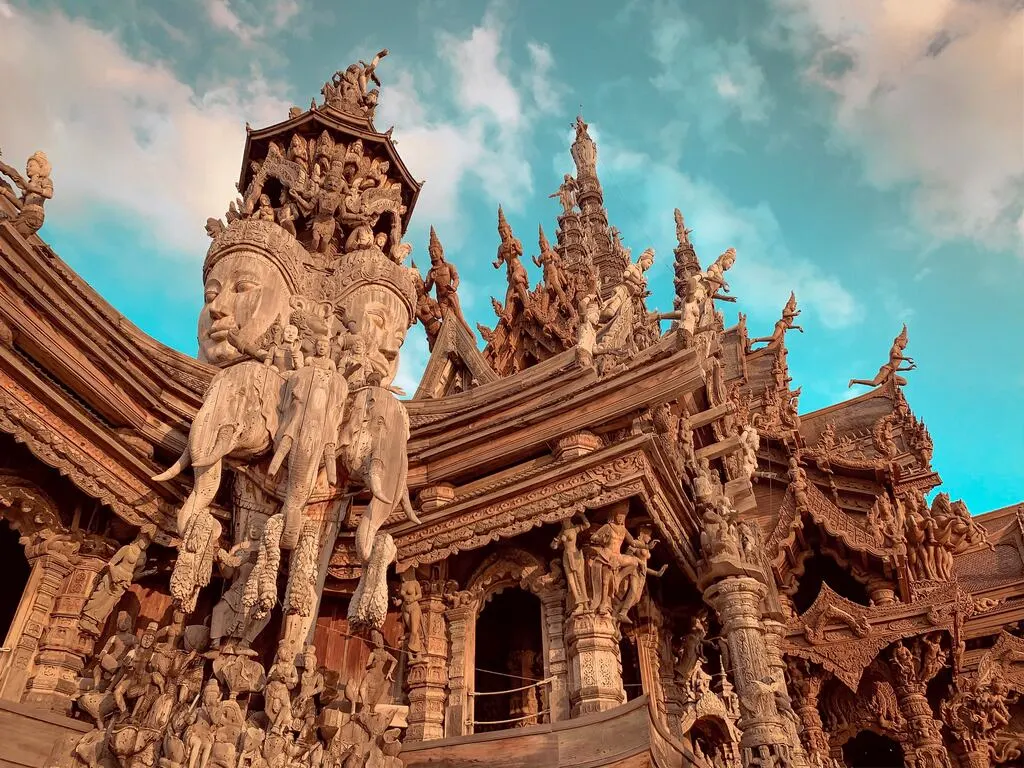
[401,488,421,525]
[152,445,191,482]
[193,425,236,469]
[367,459,393,506]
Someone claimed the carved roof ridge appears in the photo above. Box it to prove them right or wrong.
[413,310,499,400]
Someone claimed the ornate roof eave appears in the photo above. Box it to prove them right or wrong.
[766,478,899,569]
[239,110,423,231]
[0,223,217,536]
[388,433,702,580]
[406,338,705,482]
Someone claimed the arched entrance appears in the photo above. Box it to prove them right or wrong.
[0,519,31,641]
[474,588,543,732]
[690,716,733,765]
[843,730,905,768]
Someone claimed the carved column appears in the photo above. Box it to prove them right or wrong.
[764,619,809,768]
[405,580,449,741]
[786,659,831,768]
[889,638,951,768]
[538,588,570,723]
[443,595,476,737]
[564,612,624,715]
[0,549,69,702]
[23,550,108,712]
[703,577,794,767]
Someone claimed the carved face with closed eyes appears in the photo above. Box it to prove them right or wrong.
[197,251,293,366]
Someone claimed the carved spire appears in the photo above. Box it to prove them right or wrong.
[570,114,597,178]
[428,225,443,259]
[497,204,511,236]
[538,223,553,254]
[672,209,701,316]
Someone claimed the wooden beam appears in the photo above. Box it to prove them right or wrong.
[687,402,734,429]
[695,434,742,462]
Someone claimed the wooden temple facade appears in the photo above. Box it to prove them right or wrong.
[0,54,1021,768]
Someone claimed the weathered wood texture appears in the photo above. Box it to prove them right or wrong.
[0,699,88,768]
[401,696,693,768]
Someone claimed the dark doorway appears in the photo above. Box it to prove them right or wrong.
[474,588,543,732]
[792,553,871,614]
[620,635,642,701]
[0,520,31,642]
[843,730,905,768]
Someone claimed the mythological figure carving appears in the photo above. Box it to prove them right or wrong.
[423,226,466,326]
[551,514,591,615]
[748,292,802,351]
[493,206,531,321]
[903,491,991,582]
[81,528,155,635]
[849,324,915,388]
[0,148,53,236]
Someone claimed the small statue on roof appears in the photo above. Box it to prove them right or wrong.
[848,324,916,388]
[0,148,53,237]
[749,292,803,351]
[321,49,389,120]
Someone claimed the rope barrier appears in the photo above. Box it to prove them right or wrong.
[317,624,549,685]
[469,677,554,696]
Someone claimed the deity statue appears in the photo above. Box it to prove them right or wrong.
[533,225,571,320]
[748,292,802,351]
[586,505,637,616]
[423,226,467,326]
[575,293,601,366]
[209,522,270,654]
[0,149,54,237]
[616,526,667,623]
[849,324,916,388]
[551,513,591,615]
[549,174,578,215]
[80,527,155,635]
[411,261,442,348]
[493,206,531,321]
[395,571,424,660]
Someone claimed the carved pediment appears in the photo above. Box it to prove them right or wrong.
[783,582,967,690]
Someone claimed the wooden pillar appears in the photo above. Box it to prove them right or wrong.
[763,619,809,768]
[443,596,476,737]
[786,659,831,767]
[23,551,107,712]
[889,638,951,768]
[564,612,624,716]
[703,577,795,767]
[538,587,570,723]
[405,580,449,741]
[0,550,68,702]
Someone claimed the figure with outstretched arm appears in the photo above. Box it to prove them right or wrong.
[849,324,916,388]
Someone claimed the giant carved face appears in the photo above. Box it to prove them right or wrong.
[198,251,293,366]
[340,285,410,387]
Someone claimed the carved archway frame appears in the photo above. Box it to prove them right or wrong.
[0,472,70,701]
[444,548,569,737]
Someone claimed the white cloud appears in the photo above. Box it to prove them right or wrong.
[205,0,258,42]
[204,0,303,42]
[375,13,563,237]
[650,2,772,139]
[596,135,861,330]
[768,0,1024,253]
[0,7,291,257]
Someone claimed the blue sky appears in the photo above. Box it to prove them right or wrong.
[1,0,1021,514]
